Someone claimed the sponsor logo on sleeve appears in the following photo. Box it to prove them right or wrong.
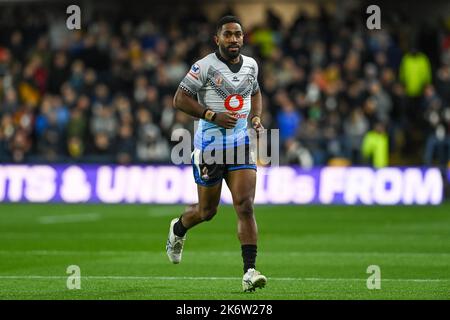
[188,64,200,79]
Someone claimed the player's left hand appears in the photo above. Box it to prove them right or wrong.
[251,116,264,135]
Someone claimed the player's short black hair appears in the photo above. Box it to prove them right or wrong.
[216,15,242,34]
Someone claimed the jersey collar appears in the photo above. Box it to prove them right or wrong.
[215,50,243,73]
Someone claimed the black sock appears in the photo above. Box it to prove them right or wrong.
[241,244,257,274]
[173,216,187,237]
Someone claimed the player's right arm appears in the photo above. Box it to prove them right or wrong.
[173,89,237,129]
[174,61,237,129]
[173,88,207,119]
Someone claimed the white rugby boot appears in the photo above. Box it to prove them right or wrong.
[242,268,267,292]
[166,218,186,264]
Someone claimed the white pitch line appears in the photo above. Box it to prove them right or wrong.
[0,275,448,283]
[0,250,449,257]
[37,213,101,224]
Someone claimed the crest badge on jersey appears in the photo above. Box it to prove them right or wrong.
[188,64,200,79]
[214,72,223,86]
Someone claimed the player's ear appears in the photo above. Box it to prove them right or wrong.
[214,35,219,46]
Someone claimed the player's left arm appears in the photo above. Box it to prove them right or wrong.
[250,90,264,134]
[249,59,263,134]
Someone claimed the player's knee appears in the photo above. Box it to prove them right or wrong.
[199,207,217,221]
[235,198,254,217]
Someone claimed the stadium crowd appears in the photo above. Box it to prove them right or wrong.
[0,5,450,167]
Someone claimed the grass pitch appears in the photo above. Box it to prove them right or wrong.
[0,203,449,299]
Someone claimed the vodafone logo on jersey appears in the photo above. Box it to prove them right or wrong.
[224,94,244,112]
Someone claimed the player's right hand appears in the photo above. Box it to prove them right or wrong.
[213,112,238,129]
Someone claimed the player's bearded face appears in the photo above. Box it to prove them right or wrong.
[220,42,241,59]
[217,23,243,60]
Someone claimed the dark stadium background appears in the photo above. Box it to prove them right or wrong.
[0,0,449,300]
[0,0,449,168]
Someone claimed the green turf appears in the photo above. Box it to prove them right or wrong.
[0,203,449,299]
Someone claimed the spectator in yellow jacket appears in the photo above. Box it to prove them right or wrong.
[399,48,432,97]
[362,122,389,168]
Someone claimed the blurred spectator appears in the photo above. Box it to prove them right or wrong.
[399,48,432,97]
[136,108,170,162]
[67,107,88,159]
[251,23,278,59]
[116,124,135,164]
[276,90,302,143]
[0,113,15,161]
[423,85,450,166]
[322,110,343,159]
[368,81,392,124]
[362,122,389,168]
[48,52,69,94]
[435,65,450,105]
[9,31,25,62]
[69,60,85,92]
[284,139,314,168]
[2,88,19,114]
[298,119,326,165]
[9,129,31,162]
[37,110,64,161]
[344,108,369,164]
[90,132,114,162]
[165,55,189,86]
[399,48,432,136]
[90,106,117,139]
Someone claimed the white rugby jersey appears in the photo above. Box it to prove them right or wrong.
[179,52,260,151]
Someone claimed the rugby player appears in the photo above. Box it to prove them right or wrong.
[166,15,267,292]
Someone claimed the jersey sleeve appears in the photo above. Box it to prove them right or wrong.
[179,60,207,97]
[251,59,260,95]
